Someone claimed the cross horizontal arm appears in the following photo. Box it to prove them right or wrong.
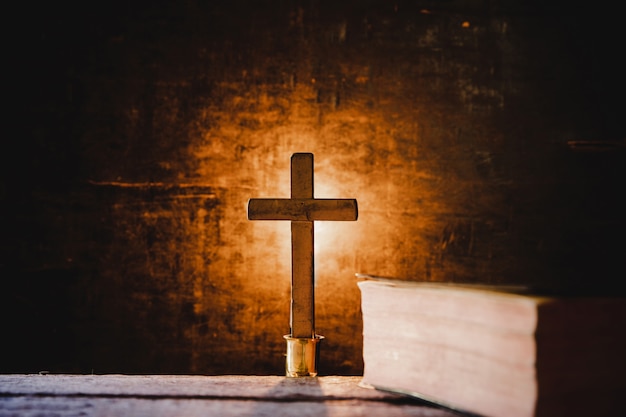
[248,198,358,221]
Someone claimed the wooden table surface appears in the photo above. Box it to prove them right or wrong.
[0,374,460,416]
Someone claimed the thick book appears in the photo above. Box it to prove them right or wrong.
[357,274,626,417]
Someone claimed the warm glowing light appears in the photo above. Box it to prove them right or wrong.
[311,158,360,280]
[314,221,353,272]
[462,21,470,28]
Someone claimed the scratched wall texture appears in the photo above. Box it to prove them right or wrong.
[3,0,625,374]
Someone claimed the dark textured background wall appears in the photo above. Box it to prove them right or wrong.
[3,0,625,375]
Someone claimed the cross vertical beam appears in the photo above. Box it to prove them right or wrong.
[290,153,315,338]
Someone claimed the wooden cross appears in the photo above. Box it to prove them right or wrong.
[248,153,358,338]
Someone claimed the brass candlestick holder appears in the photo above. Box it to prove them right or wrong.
[284,334,324,377]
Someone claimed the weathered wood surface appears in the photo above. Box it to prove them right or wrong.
[0,375,456,417]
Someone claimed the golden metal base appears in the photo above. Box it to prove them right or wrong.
[284,334,324,377]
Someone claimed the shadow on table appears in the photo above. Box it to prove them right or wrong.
[248,376,328,417]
